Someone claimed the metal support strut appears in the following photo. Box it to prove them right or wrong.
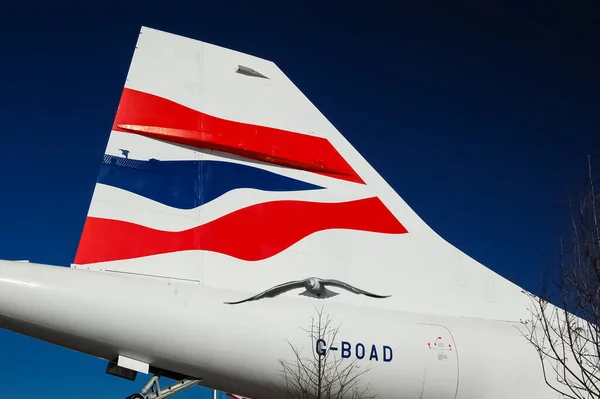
[125,375,202,399]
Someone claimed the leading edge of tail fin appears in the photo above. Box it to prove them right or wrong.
[72,26,528,321]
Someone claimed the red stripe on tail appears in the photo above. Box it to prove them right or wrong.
[74,197,407,264]
[113,88,364,184]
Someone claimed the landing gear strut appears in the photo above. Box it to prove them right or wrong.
[126,374,202,399]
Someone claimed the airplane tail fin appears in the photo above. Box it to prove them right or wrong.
[72,26,527,321]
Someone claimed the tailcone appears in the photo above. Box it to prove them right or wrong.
[0,260,119,360]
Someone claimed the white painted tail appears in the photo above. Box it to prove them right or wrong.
[72,26,528,321]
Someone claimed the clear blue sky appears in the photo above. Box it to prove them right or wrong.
[0,1,598,398]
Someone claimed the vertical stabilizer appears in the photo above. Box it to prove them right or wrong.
[73,27,529,322]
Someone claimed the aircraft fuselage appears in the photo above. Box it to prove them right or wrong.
[0,260,553,398]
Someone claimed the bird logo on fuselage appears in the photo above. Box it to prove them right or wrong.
[224,277,391,305]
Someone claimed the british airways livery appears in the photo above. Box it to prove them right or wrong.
[0,26,578,398]
[74,87,406,266]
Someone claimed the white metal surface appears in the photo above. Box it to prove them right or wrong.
[0,260,562,398]
[118,355,150,374]
[70,26,531,323]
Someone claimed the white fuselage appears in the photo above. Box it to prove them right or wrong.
[0,260,555,398]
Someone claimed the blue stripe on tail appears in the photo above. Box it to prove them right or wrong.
[98,155,323,210]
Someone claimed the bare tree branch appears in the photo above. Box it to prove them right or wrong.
[522,155,600,398]
[277,306,377,399]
